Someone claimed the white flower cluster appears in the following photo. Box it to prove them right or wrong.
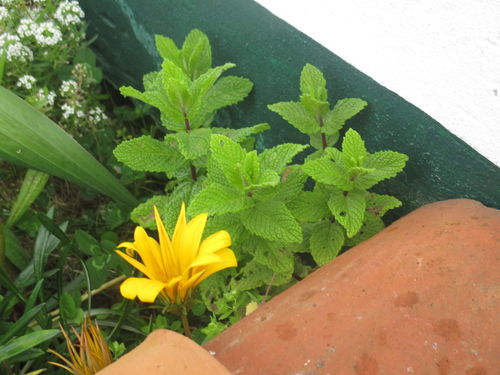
[0,6,8,21]
[0,0,13,5]
[61,103,75,119]
[89,106,108,123]
[36,89,57,106]
[60,79,78,96]
[16,74,36,90]
[35,21,62,46]
[0,33,33,62]
[54,1,85,26]
[17,18,37,38]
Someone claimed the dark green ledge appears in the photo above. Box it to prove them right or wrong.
[79,0,500,219]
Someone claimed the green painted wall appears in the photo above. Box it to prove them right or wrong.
[79,0,499,219]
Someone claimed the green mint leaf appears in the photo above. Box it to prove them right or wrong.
[268,101,320,135]
[288,190,330,222]
[302,157,353,190]
[143,71,162,92]
[240,201,302,243]
[131,195,170,229]
[300,63,328,101]
[310,221,345,265]
[309,132,339,150]
[235,260,273,291]
[253,166,307,203]
[247,169,280,191]
[354,151,408,189]
[114,136,187,174]
[242,150,260,184]
[166,128,211,161]
[155,34,181,66]
[255,241,295,275]
[182,29,212,79]
[204,76,253,113]
[300,94,329,116]
[210,134,246,188]
[366,193,402,217]
[345,214,385,247]
[323,98,367,135]
[259,143,309,174]
[188,183,253,216]
[211,123,270,143]
[328,188,366,237]
[342,129,367,166]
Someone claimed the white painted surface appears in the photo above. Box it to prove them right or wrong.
[254,0,500,166]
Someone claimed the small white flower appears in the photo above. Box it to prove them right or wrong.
[88,106,107,123]
[34,21,62,46]
[36,89,57,106]
[4,41,34,62]
[60,79,78,96]
[17,18,38,38]
[61,103,75,119]
[76,110,85,118]
[16,75,36,90]
[0,0,13,5]
[47,91,57,106]
[54,1,85,26]
[0,6,8,21]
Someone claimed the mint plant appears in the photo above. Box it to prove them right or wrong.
[113,29,267,231]
[113,31,408,339]
[270,64,408,265]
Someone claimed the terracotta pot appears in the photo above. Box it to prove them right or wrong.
[204,199,500,374]
[98,329,230,375]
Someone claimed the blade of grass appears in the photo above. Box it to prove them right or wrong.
[0,304,46,345]
[0,329,59,363]
[0,86,137,209]
[6,169,49,228]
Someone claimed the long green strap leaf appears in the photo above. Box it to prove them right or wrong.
[0,329,59,363]
[0,86,137,209]
[0,304,46,345]
[6,169,49,228]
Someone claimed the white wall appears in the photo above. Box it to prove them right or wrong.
[254,0,500,166]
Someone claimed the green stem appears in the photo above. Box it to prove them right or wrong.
[180,311,192,339]
[183,117,198,181]
[318,115,328,149]
[0,219,4,271]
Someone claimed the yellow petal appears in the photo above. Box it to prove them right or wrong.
[120,277,166,303]
[177,212,208,271]
[114,250,156,280]
[133,226,163,279]
[154,206,177,276]
[192,248,237,285]
[178,270,206,301]
[164,276,182,303]
[198,230,232,256]
[172,202,187,250]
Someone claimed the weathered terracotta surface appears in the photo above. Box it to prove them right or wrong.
[204,199,500,374]
[98,329,230,375]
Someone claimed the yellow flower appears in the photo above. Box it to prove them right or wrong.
[48,318,113,375]
[115,203,237,304]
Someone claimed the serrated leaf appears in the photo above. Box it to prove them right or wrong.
[212,123,269,143]
[366,193,402,217]
[345,214,385,247]
[323,98,367,135]
[268,101,320,135]
[342,129,367,166]
[328,188,366,237]
[131,195,171,229]
[300,63,328,101]
[143,71,162,92]
[166,128,211,160]
[288,190,330,222]
[242,150,260,184]
[205,76,253,113]
[300,94,329,116]
[114,135,187,175]
[310,221,345,265]
[255,242,294,275]
[235,260,272,291]
[309,132,339,150]
[252,167,306,203]
[302,157,353,190]
[155,34,181,65]
[182,29,212,79]
[259,143,309,174]
[248,169,280,191]
[188,183,253,216]
[364,150,408,179]
[210,134,246,188]
[240,201,302,243]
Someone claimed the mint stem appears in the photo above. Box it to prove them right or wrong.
[184,117,198,181]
